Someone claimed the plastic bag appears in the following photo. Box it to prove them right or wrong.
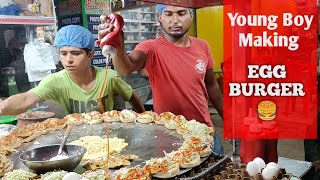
[0,0,15,8]
[23,40,57,82]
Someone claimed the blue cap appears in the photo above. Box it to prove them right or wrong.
[157,4,167,14]
[157,4,193,15]
[54,25,95,50]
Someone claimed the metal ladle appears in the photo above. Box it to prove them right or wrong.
[49,124,74,161]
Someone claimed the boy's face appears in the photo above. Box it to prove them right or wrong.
[59,46,94,73]
[159,6,192,38]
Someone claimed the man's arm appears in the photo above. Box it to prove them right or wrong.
[205,69,223,119]
[0,91,42,115]
[98,20,147,76]
[113,37,147,76]
[128,91,145,113]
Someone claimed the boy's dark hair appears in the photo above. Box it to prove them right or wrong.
[83,48,91,55]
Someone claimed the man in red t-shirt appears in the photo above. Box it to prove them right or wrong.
[98,5,224,154]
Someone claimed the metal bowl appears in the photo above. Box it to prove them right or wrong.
[0,124,17,137]
[18,111,55,121]
[19,144,86,173]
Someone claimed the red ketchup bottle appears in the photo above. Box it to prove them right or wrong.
[240,108,256,138]
[240,108,255,160]
[262,121,279,163]
[240,109,267,164]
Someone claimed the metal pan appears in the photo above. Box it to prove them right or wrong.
[19,144,86,174]
[12,123,208,176]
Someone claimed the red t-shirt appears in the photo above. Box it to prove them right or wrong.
[135,36,214,127]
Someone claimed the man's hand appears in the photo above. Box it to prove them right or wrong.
[313,160,320,172]
[0,99,8,115]
[98,15,114,40]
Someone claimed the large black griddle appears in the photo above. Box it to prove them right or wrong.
[10,122,211,176]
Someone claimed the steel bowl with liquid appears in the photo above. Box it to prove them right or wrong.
[19,144,86,173]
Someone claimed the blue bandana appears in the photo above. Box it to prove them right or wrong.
[157,4,192,15]
[157,4,167,14]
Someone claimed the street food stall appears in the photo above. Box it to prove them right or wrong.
[0,0,315,179]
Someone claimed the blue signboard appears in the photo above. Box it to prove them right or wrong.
[58,15,83,27]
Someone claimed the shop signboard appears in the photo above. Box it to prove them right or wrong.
[57,0,82,17]
[85,14,106,67]
[223,0,318,139]
[58,15,83,27]
[57,0,83,28]
[81,0,112,68]
[83,0,111,15]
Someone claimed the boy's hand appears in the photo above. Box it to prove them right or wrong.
[0,99,8,115]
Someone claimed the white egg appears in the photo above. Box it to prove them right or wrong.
[266,162,280,170]
[262,166,279,180]
[246,161,261,176]
[62,172,81,180]
[253,157,266,169]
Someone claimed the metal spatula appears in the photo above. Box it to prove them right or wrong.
[50,124,74,161]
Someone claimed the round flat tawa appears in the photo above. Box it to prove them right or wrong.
[11,122,204,175]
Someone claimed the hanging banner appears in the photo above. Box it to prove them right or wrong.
[223,0,318,139]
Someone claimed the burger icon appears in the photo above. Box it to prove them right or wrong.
[258,100,276,121]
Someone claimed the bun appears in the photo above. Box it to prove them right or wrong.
[137,111,157,123]
[180,153,201,169]
[176,127,188,135]
[154,112,175,125]
[65,113,84,125]
[21,132,41,143]
[200,146,212,157]
[153,162,180,179]
[42,118,66,131]
[120,110,137,123]
[0,157,13,177]
[81,169,112,180]
[206,135,214,144]
[165,115,187,130]
[0,135,22,149]
[116,167,151,180]
[258,100,276,121]
[183,134,214,145]
[103,110,121,122]
[83,111,103,124]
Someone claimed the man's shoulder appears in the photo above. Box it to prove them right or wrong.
[190,36,208,45]
[139,37,162,45]
[190,36,211,51]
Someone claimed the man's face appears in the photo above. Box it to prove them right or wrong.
[159,6,192,38]
[59,46,93,73]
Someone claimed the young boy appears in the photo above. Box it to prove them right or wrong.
[0,25,144,115]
